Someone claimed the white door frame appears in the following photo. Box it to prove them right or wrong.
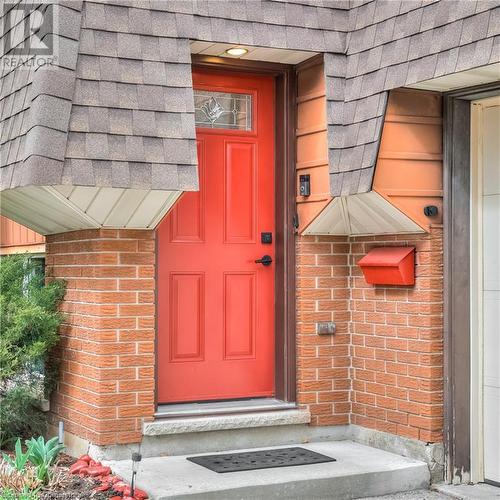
[470,95,500,484]
[470,99,484,484]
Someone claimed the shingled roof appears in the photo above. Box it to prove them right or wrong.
[1,0,499,198]
[332,0,500,195]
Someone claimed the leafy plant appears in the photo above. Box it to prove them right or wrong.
[26,436,64,483]
[0,487,40,500]
[0,255,65,446]
[2,439,30,472]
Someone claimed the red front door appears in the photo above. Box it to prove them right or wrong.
[157,70,275,403]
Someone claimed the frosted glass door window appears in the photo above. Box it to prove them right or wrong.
[194,91,252,131]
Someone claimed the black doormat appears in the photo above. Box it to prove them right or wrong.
[187,447,336,473]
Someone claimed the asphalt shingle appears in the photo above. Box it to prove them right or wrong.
[374,17,396,46]
[77,54,100,80]
[88,107,110,134]
[93,31,118,57]
[129,161,152,189]
[111,82,135,109]
[119,59,144,84]
[487,7,500,38]
[431,20,463,53]
[2,0,499,197]
[99,57,121,81]
[24,126,67,161]
[128,8,154,35]
[109,109,133,135]
[460,10,490,45]
[104,4,130,33]
[29,95,72,132]
[132,110,156,137]
[100,81,121,108]
[117,33,142,60]
[143,137,165,163]
[65,132,86,157]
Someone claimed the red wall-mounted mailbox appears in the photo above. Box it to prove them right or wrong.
[358,247,415,286]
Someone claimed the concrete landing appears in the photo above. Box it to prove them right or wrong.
[107,440,430,499]
[433,482,500,499]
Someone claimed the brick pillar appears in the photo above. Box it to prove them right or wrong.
[296,235,351,426]
[46,229,155,446]
[349,227,444,442]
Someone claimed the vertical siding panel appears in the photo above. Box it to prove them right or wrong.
[0,216,45,254]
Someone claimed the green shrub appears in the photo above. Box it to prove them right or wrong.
[0,387,47,449]
[0,255,66,447]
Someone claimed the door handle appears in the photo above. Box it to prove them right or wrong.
[255,255,273,266]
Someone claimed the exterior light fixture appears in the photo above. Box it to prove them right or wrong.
[225,47,248,56]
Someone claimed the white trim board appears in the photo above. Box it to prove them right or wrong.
[470,95,500,485]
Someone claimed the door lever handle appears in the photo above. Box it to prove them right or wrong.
[255,255,273,266]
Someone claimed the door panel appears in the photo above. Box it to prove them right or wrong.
[170,142,205,243]
[224,272,255,359]
[157,71,275,403]
[481,102,500,484]
[224,142,256,243]
[169,273,204,362]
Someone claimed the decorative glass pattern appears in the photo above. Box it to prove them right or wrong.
[194,90,252,131]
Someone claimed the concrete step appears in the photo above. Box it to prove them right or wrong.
[107,440,430,500]
[90,411,354,461]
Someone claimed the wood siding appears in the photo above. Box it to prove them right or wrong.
[0,216,45,254]
[296,57,332,233]
[373,88,443,232]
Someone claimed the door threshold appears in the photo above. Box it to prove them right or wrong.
[155,398,296,419]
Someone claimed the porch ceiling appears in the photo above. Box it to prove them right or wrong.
[407,63,500,92]
[190,41,318,65]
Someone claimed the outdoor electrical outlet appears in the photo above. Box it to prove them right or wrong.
[317,322,336,335]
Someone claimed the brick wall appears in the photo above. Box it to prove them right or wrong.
[296,227,443,443]
[47,226,443,448]
[349,227,444,443]
[296,235,351,426]
[46,229,156,446]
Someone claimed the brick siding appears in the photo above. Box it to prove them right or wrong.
[349,227,443,443]
[296,235,351,426]
[46,229,156,446]
[49,226,443,447]
[296,227,443,442]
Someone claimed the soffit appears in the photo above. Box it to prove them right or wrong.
[0,186,180,235]
[190,41,318,65]
[407,63,500,92]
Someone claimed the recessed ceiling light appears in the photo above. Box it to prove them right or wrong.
[225,47,248,57]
